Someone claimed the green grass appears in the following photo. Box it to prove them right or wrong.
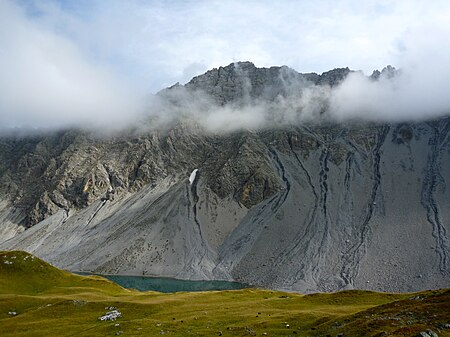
[1,251,449,336]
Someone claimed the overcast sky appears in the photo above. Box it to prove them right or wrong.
[1,0,450,128]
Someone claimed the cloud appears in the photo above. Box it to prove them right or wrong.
[13,0,450,90]
[1,0,450,132]
[0,0,144,130]
[330,20,450,122]
[151,58,450,133]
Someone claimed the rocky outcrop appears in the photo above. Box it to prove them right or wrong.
[182,62,350,105]
[416,330,439,337]
[0,63,449,293]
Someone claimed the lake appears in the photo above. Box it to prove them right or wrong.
[78,273,248,293]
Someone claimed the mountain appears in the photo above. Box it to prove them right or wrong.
[0,62,449,293]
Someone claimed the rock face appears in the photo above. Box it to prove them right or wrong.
[0,62,449,293]
[183,61,348,105]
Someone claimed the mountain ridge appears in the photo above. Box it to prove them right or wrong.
[0,63,449,293]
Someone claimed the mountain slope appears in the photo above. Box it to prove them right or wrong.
[0,62,449,293]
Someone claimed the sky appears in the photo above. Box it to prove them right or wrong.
[1,0,450,129]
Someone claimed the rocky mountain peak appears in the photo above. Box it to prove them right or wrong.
[317,67,351,86]
[370,65,399,80]
[184,61,304,105]
[179,62,353,105]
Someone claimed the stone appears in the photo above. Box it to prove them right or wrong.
[98,310,122,321]
[416,330,439,337]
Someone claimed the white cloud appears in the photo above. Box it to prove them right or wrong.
[11,1,450,88]
[0,0,144,129]
[1,0,450,130]
[330,13,450,122]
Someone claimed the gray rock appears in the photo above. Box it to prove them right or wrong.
[0,63,449,294]
[416,330,439,337]
[98,310,121,321]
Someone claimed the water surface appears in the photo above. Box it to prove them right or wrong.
[79,273,248,293]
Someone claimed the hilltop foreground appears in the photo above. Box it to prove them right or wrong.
[1,251,449,337]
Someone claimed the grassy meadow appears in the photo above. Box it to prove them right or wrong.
[1,251,449,337]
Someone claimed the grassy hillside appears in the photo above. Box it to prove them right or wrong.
[0,251,127,295]
[0,251,449,337]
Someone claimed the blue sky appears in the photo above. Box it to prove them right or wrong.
[12,0,450,91]
[1,0,450,128]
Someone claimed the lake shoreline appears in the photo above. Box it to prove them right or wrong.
[74,272,249,293]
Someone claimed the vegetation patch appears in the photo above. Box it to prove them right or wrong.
[1,251,449,336]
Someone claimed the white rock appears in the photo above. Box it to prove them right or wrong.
[98,310,122,321]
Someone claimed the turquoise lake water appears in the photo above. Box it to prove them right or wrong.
[78,273,248,293]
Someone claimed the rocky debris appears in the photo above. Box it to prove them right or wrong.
[409,295,423,301]
[98,310,121,321]
[72,300,86,306]
[1,117,450,293]
[244,326,256,335]
[416,330,439,337]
